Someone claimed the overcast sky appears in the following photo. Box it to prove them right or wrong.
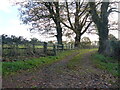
[0,0,119,42]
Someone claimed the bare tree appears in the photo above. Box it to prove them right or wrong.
[60,1,92,47]
[89,0,119,55]
[18,1,63,44]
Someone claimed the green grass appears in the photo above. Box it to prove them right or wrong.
[2,50,78,76]
[35,45,53,49]
[3,45,53,49]
[0,62,2,75]
[67,49,98,70]
[91,53,119,76]
[35,45,43,48]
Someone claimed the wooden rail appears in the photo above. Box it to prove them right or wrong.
[2,42,75,57]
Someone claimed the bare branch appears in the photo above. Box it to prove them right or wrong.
[78,3,88,18]
[81,21,93,35]
[65,1,74,29]
[61,20,77,33]
[81,13,89,28]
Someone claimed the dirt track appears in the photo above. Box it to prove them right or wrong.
[2,51,118,88]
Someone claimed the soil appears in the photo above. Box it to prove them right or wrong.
[2,50,119,89]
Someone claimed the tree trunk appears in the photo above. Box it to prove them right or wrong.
[56,25,62,44]
[98,24,109,55]
[75,33,81,48]
[55,2,62,45]
[98,37,108,54]
[89,1,110,56]
[45,2,63,45]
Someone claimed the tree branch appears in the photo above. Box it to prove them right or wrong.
[78,3,88,18]
[81,21,92,35]
[89,2,101,26]
[61,20,77,33]
[107,8,120,17]
[65,1,74,29]
[81,13,89,28]
[44,2,56,22]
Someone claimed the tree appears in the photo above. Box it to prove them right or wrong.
[44,2,63,44]
[81,37,91,43]
[30,38,38,44]
[89,0,115,55]
[18,1,63,44]
[2,34,9,44]
[2,34,29,45]
[108,34,118,41]
[60,1,92,47]
[81,37,91,48]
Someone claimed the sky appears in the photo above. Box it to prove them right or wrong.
[0,1,30,39]
[0,0,48,41]
[0,0,119,42]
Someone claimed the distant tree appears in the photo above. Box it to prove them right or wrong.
[2,34,16,44]
[30,38,38,44]
[81,37,91,48]
[2,34,29,45]
[81,37,91,43]
[108,34,118,41]
[11,35,20,45]
[48,41,54,44]
[2,34,8,44]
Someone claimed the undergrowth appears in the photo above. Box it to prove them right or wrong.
[91,53,119,76]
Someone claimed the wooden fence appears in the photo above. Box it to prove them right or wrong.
[2,42,75,58]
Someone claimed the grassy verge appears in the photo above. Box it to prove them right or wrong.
[2,50,78,76]
[91,53,119,76]
[67,49,97,70]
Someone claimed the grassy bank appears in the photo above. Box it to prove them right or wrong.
[91,53,119,76]
[2,50,78,76]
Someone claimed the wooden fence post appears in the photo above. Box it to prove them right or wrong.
[15,43,19,57]
[32,43,35,53]
[72,44,74,49]
[53,44,57,56]
[12,43,16,57]
[69,44,71,50]
[65,44,67,50]
[2,43,3,58]
[62,44,64,51]
[66,44,68,49]
[43,42,47,54]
